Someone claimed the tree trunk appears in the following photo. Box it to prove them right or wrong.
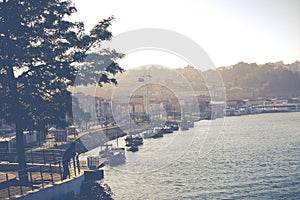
[9,71,28,183]
[9,81,28,183]
[15,118,28,183]
[2,0,28,183]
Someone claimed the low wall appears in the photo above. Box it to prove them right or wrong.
[16,174,85,200]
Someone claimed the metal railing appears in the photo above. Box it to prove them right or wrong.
[0,156,81,199]
[0,148,65,164]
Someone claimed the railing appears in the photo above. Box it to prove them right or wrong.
[0,157,81,199]
[0,148,65,164]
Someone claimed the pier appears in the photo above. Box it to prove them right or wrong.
[0,147,83,199]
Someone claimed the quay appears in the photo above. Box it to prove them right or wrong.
[0,159,104,199]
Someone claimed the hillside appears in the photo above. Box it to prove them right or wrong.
[73,61,300,100]
[217,61,300,99]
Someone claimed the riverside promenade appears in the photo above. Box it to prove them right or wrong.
[0,151,83,199]
[0,124,123,199]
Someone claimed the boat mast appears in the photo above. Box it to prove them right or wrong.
[130,114,132,134]
[116,129,119,147]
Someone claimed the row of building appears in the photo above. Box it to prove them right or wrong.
[222,98,300,116]
[75,92,300,128]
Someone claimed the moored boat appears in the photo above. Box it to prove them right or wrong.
[151,131,164,138]
[171,123,179,131]
[143,127,159,139]
[127,145,139,152]
[99,144,126,166]
[125,134,143,146]
[159,126,173,134]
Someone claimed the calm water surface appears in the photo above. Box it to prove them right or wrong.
[102,112,300,199]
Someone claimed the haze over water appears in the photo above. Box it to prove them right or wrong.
[103,112,300,199]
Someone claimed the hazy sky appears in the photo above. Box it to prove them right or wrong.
[70,0,300,69]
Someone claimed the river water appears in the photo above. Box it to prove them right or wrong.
[94,112,300,199]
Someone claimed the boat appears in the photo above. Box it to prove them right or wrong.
[142,129,154,139]
[125,134,143,146]
[249,106,262,114]
[151,127,164,138]
[151,132,164,138]
[142,127,160,139]
[127,145,139,152]
[171,123,179,131]
[223,107,234,116]
[165,121,179,131]
[153,126,165,138]
[99,144,126,166]
[159,126,173,134]
[233,109,241,116]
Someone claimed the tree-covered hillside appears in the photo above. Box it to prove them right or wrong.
[217,61,300,99]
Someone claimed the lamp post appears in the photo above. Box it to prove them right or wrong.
[138,74,151,118]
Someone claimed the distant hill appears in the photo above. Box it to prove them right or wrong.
[73,61,300,100]
[216,61,300,99]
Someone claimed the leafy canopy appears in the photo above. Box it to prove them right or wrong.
[0,0,123,130]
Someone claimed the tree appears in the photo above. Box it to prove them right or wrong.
[0,0,123,182]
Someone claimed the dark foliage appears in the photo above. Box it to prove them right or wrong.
[0,0,123,181]
[217,62,300,99]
